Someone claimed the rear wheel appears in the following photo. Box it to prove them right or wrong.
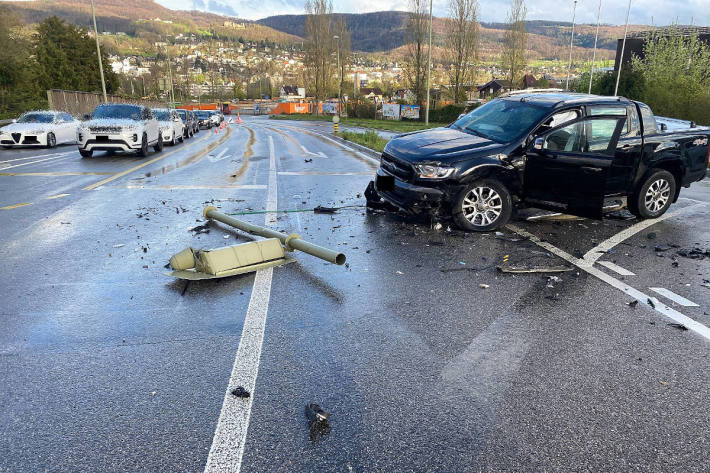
[452,179,513,232]
[79,149,92,158]
[628,169,676,219]
[46,133,56,148]
[137,134,149,157]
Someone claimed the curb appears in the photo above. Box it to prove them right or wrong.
[331,134,381,159]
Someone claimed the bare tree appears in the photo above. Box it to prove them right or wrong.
[304,0,334,101]
[406,0,428,107]
[501,0,527,88]
[445,0,479,102]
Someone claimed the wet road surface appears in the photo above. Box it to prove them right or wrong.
[1,116,709,472]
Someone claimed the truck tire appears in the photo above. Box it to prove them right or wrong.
[628,169,676,219]
[452,179,513,232]
[137,134,149,157]
[79,149,92,158]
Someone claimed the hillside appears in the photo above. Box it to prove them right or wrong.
[5,0,301,45]
[259,12,649,58]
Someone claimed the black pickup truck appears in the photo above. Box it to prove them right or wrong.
[370,92,709,231]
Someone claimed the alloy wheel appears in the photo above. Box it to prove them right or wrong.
[462,186,503,227]
[644,178,671,213]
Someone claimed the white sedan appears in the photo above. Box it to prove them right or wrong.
[0,111,80,148]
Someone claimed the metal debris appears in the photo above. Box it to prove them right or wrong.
[667,323,688,331]
[305,403,331,440]
[497,265,574,274]
[231,386,250,398]
[314,205,338,214]
[627,300,639,307]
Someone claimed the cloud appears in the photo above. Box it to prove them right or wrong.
[157,0,709,25]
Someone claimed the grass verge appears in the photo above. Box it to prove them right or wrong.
[339,130,389,153]
[270,114,445,132]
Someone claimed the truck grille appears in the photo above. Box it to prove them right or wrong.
[381,152,414,181]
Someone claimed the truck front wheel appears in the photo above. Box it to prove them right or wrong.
[628,169,676,219]
[452,179,513,232]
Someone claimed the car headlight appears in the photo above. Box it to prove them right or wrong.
[415,164,455,179]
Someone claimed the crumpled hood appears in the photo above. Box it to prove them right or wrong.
[81,119,142,129]
[0,122,54,133]
[385,127,505,163]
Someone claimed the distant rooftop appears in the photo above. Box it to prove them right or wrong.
[628,26,710,39]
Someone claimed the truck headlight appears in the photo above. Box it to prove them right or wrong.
[415,164,455,179]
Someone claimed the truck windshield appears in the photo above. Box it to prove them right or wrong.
[452,99,551,143]
[92,105,142,120]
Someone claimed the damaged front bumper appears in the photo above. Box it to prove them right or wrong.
[374,168,448,213]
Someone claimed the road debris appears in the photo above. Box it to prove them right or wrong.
[305,403,331,440]
[314,205,338,214]
[526,212,584,222]
[189,223,210,235]
[546,276,562,288]
[647,297,660,309]
[231,386,250,399]
[112,244,125,248]
[667,323,688,331]
[479,284,490,289]
[497,265,573,274]
[304,158,313,163]
[627,300,639,307]
[676,247,710,260]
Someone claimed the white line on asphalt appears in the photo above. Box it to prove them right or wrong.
[204,134,278,473]
[0,150,74,164]
[278,171,372,176]
[507,224,710,342]
[208,148,230,163]
[280,125,379,166]
[649,287,699,307]
[598,261,636,276]
[113,185,267,190]
[0,152,74,171]
[581,203,705,265]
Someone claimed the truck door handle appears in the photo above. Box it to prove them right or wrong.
[581,166,602,173]
[619,144,634,151]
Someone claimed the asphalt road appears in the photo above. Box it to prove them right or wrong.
[1,117,709,472]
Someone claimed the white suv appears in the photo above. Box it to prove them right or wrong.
[77,104,163,158]
[153,108,185,146]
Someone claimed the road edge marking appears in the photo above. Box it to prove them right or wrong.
[204,134,278,473]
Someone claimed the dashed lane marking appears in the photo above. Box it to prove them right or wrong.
[1,202,32,210]
[598,261,636,276]
[507,224,710,342]
[649,287,700,307]
[0,150,74,164]
[0,152,74,171]
[277,171,372,176]
[204,133,277,473]
[111,184,267,190]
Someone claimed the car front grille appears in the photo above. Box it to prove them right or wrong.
[11,133,20,143]
[22,136,39,144]
[90,127,122,134]
[381,152,414,181]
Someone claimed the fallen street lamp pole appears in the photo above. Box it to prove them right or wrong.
[203,206,346,265]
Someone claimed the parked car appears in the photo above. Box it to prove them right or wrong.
[189,110,199,134]
[370,92,710,231]
[0,111,80,148]
[208,111,221,127]
[154,108,184,146]
[195,111,213,129]
[176,109,195,139]
[77,103,162,158]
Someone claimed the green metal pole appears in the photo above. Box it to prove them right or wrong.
[203,207,346,265]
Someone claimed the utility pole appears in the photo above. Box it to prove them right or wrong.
[165,37,176,107]
[589,0,602,94]
[565,0,578,90]
[334,35,341,115]
[90,0,107,102]
[425,0,433,124]
[615,0,633,96]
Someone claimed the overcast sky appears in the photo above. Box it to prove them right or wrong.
[159,0,709,25]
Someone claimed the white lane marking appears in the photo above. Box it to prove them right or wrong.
[581,203,705,266]
[280,125,380,166]
[204,134,278,473]
[507,224,710,342]
[112,185,267,190]
[598,261,636,276]
[278,171,372,176]
[649,287,699,307]
[0,152,74,170]
[0,150,74,164]
[208,149,230,163]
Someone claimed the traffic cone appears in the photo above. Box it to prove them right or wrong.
[236,113,243,124]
